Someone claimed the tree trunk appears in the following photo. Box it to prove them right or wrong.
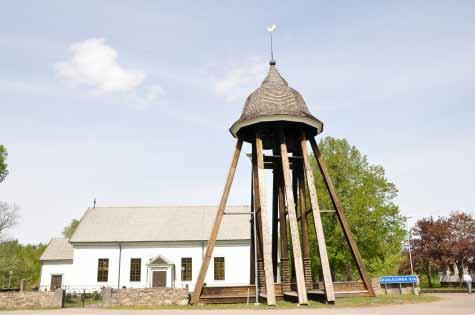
[346,262,353,281]
[426,263,433,288]
[456,261,464,288]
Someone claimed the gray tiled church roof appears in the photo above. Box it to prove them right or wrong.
[40,238,73,261]
[69,206,250,243]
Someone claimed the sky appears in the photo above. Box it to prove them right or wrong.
[1,1,474,244]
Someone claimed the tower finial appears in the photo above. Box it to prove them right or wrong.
[267,24,277,65]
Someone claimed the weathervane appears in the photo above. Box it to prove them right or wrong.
[267,24,276,64]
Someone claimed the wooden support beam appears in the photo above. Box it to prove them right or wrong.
[252,145,265,289]
[277,170,288,258]
[264,162,298,170]
[300,133,335,302]
[279,128,308,305]
[271,149,280,280]
[297,162,313,290]
[298,168,311,260]
[277,164,291,292]
[246,153,303,162]
[264,155,303,162]
[250,168,255,285]
[292,168,298,216]
[246,153,301,170]
[192,139,243,304]
[250,163,263,285]
[252,148,264,259]
[309,137,375,297]
[255,134,277,305]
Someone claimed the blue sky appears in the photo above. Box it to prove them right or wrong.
[1,1,474,244]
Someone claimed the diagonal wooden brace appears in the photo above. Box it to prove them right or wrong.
[279,128,308,305]
[255,134,277,305]
[192,139,243,304]
[300,132,335,302]
[309,137,375,297]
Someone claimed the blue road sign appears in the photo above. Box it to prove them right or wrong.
[380,275,418,284]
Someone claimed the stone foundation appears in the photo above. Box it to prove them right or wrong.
[303,258,313,289]
[280,257,291,292]
[102,287,189,307]
[257,259,266,293]
[0,289,64,310]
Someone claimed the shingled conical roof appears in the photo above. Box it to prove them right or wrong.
[230,62,323,138]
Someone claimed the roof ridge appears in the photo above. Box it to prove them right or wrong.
[91,205,249,208]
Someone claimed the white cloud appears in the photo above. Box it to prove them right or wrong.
[125,84,167,110]
[55,38,145,92]
[215,59,266,103]
[143,85,165,103]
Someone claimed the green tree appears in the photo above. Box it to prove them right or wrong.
[0,145,8,183]
[0,241,46,289]
[62,219,79,238]
[308,137,406,280]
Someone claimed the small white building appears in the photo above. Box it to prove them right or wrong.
[40,206,251,292]
[440,264,474,285]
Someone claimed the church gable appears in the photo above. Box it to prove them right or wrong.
[149,254,173,265]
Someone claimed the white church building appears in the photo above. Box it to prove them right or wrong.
[40,206,251,292]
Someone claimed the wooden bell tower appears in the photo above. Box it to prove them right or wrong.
[192,61,375,305]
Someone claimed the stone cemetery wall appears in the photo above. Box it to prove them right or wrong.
[102,287,189,307]
[0,288,64,310]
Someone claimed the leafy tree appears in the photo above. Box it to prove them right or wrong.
[409,217,450,287]
[446,211,475,286]
[0,241,46,289]
[308,137,406,280]
[0,202,19,240]
[62,219,80,238]
[405,212,475,287]
[0,145,8,183]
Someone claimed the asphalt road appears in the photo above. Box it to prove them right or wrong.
[2,294,474,315]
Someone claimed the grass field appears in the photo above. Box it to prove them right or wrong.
[111,294,441,310]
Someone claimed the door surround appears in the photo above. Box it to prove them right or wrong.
[146,254,175,288]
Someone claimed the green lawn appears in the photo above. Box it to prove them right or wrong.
[111,294,441,310]
[64,296,102,308]
[421,287,468,293]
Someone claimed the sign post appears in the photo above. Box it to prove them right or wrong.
[380,275,419,295]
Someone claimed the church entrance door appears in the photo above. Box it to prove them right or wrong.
[152,270,167,287]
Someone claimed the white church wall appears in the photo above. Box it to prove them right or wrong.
[117,241,251,291]
[39,260,72,291]
[118,242,203,290]
[42,240,251,292]
[68,244,121,292]
[210,244,250,287]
